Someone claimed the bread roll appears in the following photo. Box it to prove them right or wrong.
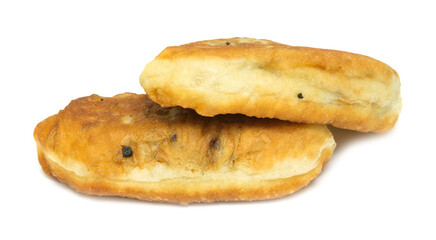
[140,37,401,132]
[34,93,335,204]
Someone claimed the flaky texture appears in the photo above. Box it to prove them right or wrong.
[34,93,335,204]
[140,37,401,133]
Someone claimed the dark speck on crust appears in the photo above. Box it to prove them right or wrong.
[121,145,133,157]
[210,138,219,149]
[170,133,177,142]
[226,42,230,46]
[298,93,304,99]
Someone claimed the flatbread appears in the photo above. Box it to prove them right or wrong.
[34,93,335,204]
[140,37,401,132]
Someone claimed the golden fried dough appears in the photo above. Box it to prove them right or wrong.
[140,37,401,133]
[34,93,335,204]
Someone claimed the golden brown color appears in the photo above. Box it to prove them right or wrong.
[34,93,335,204]
[140,37,401,132]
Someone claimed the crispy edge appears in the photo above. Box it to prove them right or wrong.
[145,83,401,133]
[36,142,334,204]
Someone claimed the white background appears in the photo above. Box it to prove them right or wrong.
[1,0,435,239]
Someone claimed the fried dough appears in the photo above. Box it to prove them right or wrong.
[34,93,335,204]
[140,37,401,132]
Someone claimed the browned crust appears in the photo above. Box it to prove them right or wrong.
[34,93,336,204]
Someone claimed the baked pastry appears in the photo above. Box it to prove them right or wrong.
[140,37,401,133]
[34,93,335,204]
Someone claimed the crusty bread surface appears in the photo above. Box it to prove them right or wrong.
[140,37,401,132]
[34,93,335,204]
